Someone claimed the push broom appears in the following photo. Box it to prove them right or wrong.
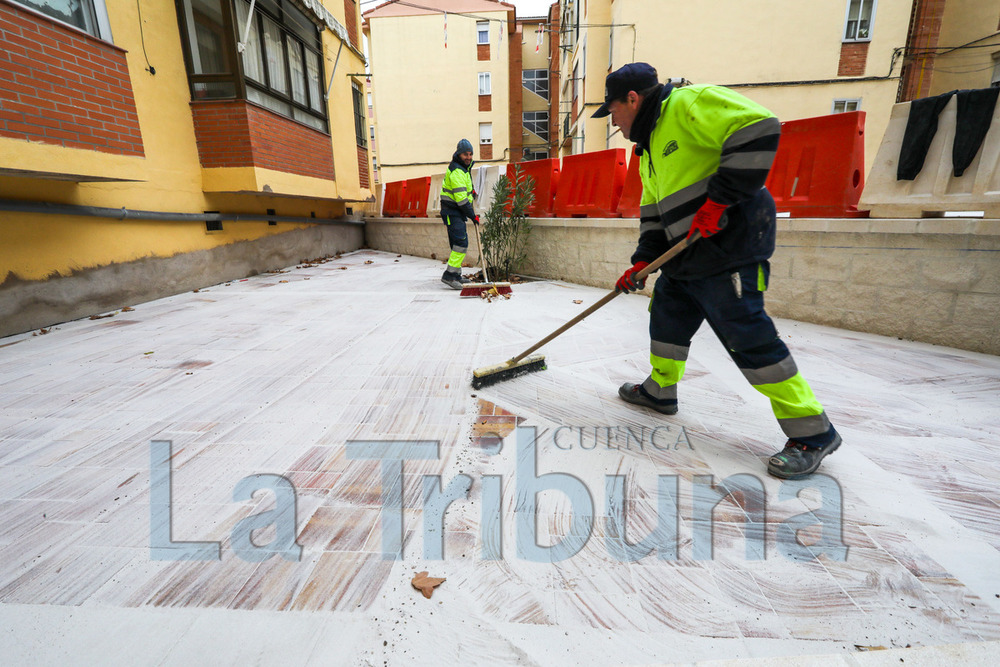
[460,222,513,298]
[471,231,700,389]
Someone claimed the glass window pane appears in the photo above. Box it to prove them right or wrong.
[263,15,288,94]
[248,86,291,116]
[17,0,99,36]
[236,1,264,83]
[284,2,316,42]
[286,35,306,105]
[306,49,323,112]
[193,80,236,99]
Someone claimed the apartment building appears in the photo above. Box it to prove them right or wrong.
[555,0,1000,172]
[0,0,373,337]
[363,0,523,182]
[898,0,1000,98]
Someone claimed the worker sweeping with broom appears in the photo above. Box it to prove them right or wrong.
[594,63,842,480]
[439,139,478,289]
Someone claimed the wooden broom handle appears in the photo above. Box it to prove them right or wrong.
[509,231,700,364]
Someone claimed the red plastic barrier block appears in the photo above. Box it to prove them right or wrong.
[553,148,627,218]
[382,181,407,217]
[401,176,432,217]
[615,147,643,218]
[765,111,868,218]
[507,158,560,217]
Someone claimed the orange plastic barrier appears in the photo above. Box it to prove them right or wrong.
[765,111,868,218]
[507,158,560,217]
[401,176,432,217]
[615,147,643,218]
[382,180,407,217]
[553,148,627,217]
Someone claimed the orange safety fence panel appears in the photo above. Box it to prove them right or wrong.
[382,181,407,217]
[553,148,628,218]
[507,158,560,217]
[616,147,643,218]
[765,111,868,218]
[401,177,432,217]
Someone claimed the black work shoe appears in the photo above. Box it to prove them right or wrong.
[441,275,464,290]
[767,434,842,480]
[618,382,678,415]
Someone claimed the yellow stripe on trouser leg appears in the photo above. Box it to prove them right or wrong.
[645,353,685,401]
[754,372,831,439]
[448,250,465,270]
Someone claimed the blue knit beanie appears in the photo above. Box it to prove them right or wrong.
[456,138,473,153]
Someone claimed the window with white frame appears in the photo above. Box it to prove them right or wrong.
[523,69,549,99]
[832,98,861,113]
[479,122,492,145]
[523,111,549,141]
[477,21,489,45]
[13,0,112,40]
[478,72,492,95]
[523,148,548,161]
[843,0,876,42]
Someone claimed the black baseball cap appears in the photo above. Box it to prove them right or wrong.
[592,62,659,118]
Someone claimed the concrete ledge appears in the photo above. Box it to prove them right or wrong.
[366,215,1000,356]
[0,223,363,338]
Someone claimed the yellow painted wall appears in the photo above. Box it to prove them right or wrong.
[929,0,1000,94]
[0,0,368,284]
[575,0,915,176]
[366,10,512,183]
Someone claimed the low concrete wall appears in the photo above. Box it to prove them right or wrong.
[1,222,363,339]
[365,216,1000,356]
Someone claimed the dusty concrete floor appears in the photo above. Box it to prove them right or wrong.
[1,250,998,665]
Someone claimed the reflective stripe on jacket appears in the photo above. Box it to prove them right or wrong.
[635,85,780,279]
[440,155,476,220]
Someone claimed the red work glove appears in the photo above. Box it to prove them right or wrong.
[473,214,480,226]
[687,198,729,239]
[615,261,650,293]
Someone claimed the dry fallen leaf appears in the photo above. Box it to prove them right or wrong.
[89,313,115,320]
[121,306,135,312]
[364,260,374,265]
[411,571,445,599]
[279,280,289,283]
[573,300,583,304]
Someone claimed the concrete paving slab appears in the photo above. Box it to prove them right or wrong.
[1,250,998,665]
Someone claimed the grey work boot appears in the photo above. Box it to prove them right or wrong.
[766,433,842,479]
[441,271,466,289]
[618,382,678,415]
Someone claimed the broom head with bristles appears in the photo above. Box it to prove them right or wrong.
[460,282,513,298]
[471,353,546,389]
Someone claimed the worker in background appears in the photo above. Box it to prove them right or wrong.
[439,138,479,289]
[594,62,842,479]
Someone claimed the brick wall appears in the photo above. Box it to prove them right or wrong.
[191,100,335,181]
[838,41,869,77]
[509,22,523,161]
[478,43,489,61]
[344,0,359,49]
[479,94,492,112]
[899,0,946,101]
[0,0,143,156]
[480,143,493,160]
